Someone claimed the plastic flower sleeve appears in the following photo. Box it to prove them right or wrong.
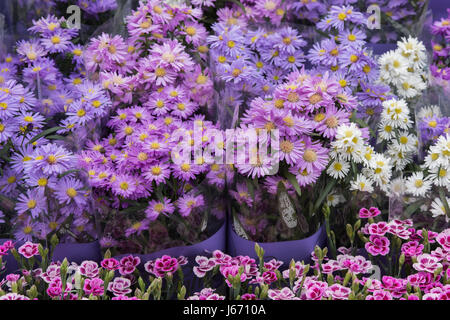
[0,7,115,246]
[75,0,226,255]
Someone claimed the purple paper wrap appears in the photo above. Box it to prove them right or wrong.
[113,222,227,293]
[429,0,448,20]
[367,43,397,55]
[51,241,102,264]
[227,221,327,265]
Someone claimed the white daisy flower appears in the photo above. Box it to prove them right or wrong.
[378,51,409,84]
[350,174,374,193]
[327,159,350,179]
[377,119,396,141]
[393,131,417,153]
[381,98,411,130]
[417,105,441,120]
[365,153,392,186]
[326,192,345,207]
[405,172,432,197]
[428,166,450,188]
[389,177,406,197]
[396,74,426,98]
[430,197,450,219]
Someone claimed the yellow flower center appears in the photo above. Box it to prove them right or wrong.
[47,155,57,164]
[51,36,61,44]
[185,26,197,36]
[37,178,48,187]
[27,199,37,209]
[66,188,77,198]
[303,149,317,162]
[280,140,294,153]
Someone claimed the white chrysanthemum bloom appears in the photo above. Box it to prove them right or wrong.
[417,105,441,120]
[386,145,412,171]
[396,36,427,70]
[364,153,392,187]
[350,174,374,193]
[389,177,406,197]
[405,172,432,197]
[393,131,417,153]
[381,98,411,130]
[428,165,450,188]
[378,50,409,83]
[333,123,364,152]
[326,192,345,207]
[327,159,350,179]
[377,119,396,141]
[396,74,427,98]
[424,144,447,171]
[430,197,450,220]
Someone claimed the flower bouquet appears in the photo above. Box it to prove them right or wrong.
[79,0,226,256]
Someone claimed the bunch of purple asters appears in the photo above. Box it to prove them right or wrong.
[0,14,115,244]
[225,66,379,242]
[208,20,307,98]
[81,0,226,254]
[309,5,392,122]
[430,9,450,84]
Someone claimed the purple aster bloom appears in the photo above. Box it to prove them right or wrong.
[125,220,149,237]
[0,91,20,119]
[150,39,194,72]
[221,59,257,84]
[143,162,171,185]
[278,135,305,166]
[295,137,328,173]
[14,218,38,242]
[27,143,75,176]
[40,31,72,53]
[0,116,17,143]
[18,111,45,129]
[229,183,255,207]
[15,189,47,218]
[328,5,365,31]
[53,177,87,207]
[177,194,204,217]
[314,105,350,139]
[272,27,307,55]
[16,39,47,62]
[146,197,175,221]
[338,28,366,48]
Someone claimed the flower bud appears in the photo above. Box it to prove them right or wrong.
[177,286,186,300]
[399,253,405,267]
[50,234,59,248]
[346,224,353,241]
[354,219,361,231]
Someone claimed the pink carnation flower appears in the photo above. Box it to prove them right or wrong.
[18,242,39,258]
[79,261,99,278]
[413,254,443,273]
[365,235,390,256]
[119,255,141,275]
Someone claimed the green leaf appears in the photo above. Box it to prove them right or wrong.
[57,169,80,179]
[404,199,424,217]
[285,171,301,197]
[313,179,336,212]
[27,127,64,145]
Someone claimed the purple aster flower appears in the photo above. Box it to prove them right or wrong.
[40,31,72,53]
[177,194,204,217]
[295,137,328,173]
[146,197,175,221]
[27,143,75,176]
[53,177,87,207]
[15,189,47,218]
